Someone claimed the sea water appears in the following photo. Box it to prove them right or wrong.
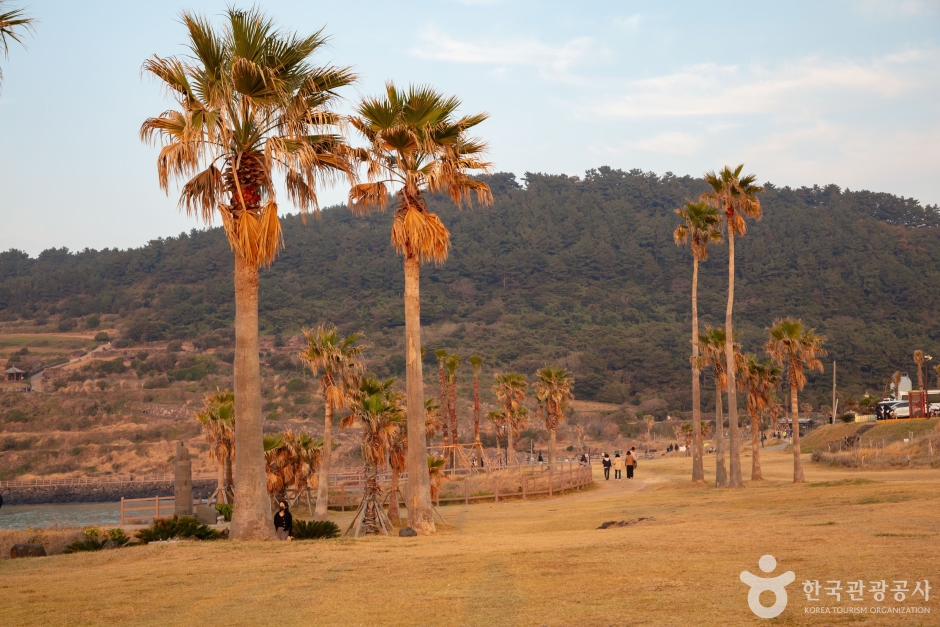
[0,501,121,529]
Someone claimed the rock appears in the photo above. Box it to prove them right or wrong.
[11,543,47,558]
[398,526,418,537]
[101,539,121,550]
[195,504,218,525]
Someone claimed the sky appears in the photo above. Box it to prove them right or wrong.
[1,0,938,255]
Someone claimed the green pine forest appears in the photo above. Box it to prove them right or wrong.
[2,167,939,412]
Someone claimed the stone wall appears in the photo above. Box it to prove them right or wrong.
[2,479,218,505]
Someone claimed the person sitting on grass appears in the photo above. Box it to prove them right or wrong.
[274,501,293,541]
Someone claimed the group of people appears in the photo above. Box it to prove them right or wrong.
[601,449,637,481]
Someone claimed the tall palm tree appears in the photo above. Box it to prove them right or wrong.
[738,354,780,481]
[389,397,441,526]
[299,324,365,521]
[342,376,403,536]
[348,84,491,534]
[702,165,763,489]
[486,409,505,464]
[196,389,235,503]
[696,326,739,487]
[534,366,574,469]
[934,364,940,390]
[493,372,527,465]
[914,350,925,391]
[766,318,827,483]
[140,9,356,539]
[435,349,450,446]
[469,355,484,465]
[0,1,36,89]
[446,353,461,449]
[507,406,529,464]
[674,200,722,484]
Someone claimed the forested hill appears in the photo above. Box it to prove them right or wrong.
[2,167,940,410]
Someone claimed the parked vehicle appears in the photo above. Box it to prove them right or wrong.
[893,402,910,418]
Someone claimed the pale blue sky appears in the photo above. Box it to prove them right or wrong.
[1,0,938,254]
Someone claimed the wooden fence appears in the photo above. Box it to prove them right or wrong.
[120,496,176,524]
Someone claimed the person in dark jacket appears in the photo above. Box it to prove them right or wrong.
[602,453,612,480]
[274,501,293,541]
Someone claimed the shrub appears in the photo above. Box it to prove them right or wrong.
[292,519,340,540]
[166,340,183,352]
[4,409,29,423]
[136,516,220,543]
[94,331,110,342]
[63,527,129,553]
[58,318,77,332]
[838,413,856,423]
[217,351,235,364]
[214,503,232,522]
[286,378,306,393]
[113,339,132,348]
[84,315,100,329]
[143,376,171,389]
[168,365,207,381]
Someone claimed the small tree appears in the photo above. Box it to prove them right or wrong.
[534,366,574,469]
[493,373,527,465]
[196,390,235,502]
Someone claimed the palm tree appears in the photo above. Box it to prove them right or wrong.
[738,354,780,481]
[934,364,940,390]
[342,377,403,536]
[696,326,739,487]
[0,1,36,89]
[389,397,441,526]
[766,318,827,483]
[446,353,461,449]
[534,367,574,469]
[348,84,492,534]
[486,410,505,464]
[674,200,722,483]
[914,350,925,391]
[644,415,655,440]
[140,9,356,539]
[469,355,484,465]
[493,372,527,465]
[299,324,365,521]
[435,349,450,446]
[196,389,235,503]
[702,165,763,489]
[264,429,322,510]
[427,455,447,501]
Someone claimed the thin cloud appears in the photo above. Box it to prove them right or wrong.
[633,131,702,156]
[411,27,603,78]
[597,50,937,118]
[848,0,940,16]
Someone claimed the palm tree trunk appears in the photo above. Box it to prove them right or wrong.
[224,457,233,498]
[691,258,705,482]
[724,226,744,488]
[362,461,380,535]
[388,467,401,526]
[473,372,482,466]
[403,255,435,534]
[507,420,514,465]
[230,254,275,540]
[791,380,804,483]
[549,425,556,469]
[715,385,727,487]
[449,376,458,448]
[439,362,450,446]
[495,430,501,465]
[314,401,333,520]
[750,409,762,480]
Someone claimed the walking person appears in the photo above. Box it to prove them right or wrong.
[602,452,612,480]
[274,500,293,541]
[625,448,636,479]
[613,453,624,480]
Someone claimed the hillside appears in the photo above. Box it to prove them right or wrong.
[3,167,940,415]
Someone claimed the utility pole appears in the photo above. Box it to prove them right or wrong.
[831,361,837,425]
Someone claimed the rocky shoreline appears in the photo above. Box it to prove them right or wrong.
[1,479,218,505]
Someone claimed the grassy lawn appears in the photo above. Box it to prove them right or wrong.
[2,449,938,626]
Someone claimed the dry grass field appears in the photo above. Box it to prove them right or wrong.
[2,449,938,626]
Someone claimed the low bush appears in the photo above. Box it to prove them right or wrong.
[136,516,220,543]
[63,527,129,553]
[214,503,232,522]
[94,331,110,342]
[292,519,340,540]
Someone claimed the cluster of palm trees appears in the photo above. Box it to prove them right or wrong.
[141,9,492,538]
[675,165,827,486]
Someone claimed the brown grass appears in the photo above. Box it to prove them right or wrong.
[1,450,938,626]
